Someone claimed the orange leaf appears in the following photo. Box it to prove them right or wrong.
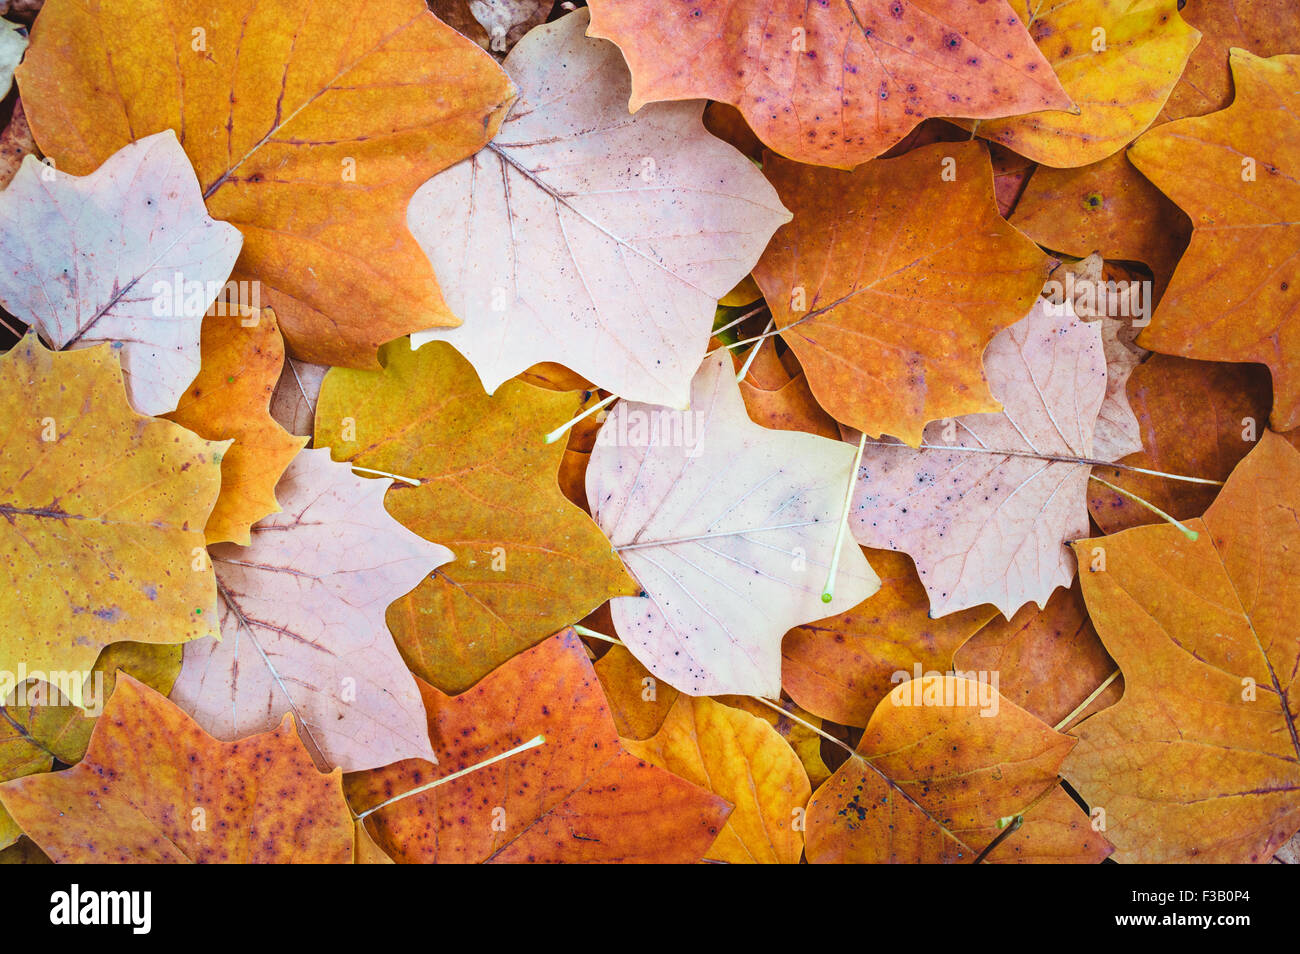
[1064,431,1300,863]
[346,631,732,863]
[953,582,1121,730]
[0,675,354,863]
[752,142,1050,445]
[624,695,811,864]
[163,308,307,545]
[16,0,516,368]
[806,675,1111,863]
[1086,354,1297,534]
[1129,50,1300,430]
[586,0,1070,168]
[1011,151,1191,300]
[1161,0,1300,123]
[782,549,996,727]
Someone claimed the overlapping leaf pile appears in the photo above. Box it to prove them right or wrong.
[0,0,1296,864]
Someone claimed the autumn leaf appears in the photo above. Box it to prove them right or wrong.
[431,0,551,54]
[0,674,355,863]
[970,0,1199,167]
[586,0,1071,168]
[1129,50,1300,430]
[623,695,811,864]
[315,340,636,694]
[751,141,1050,446]
[0,18,23,97]
[269,356,329,440]
[1160,0,1300,123]
[806,675,1111,863]
[16,0,516,368]
[0,132,241,415]
[409,9,789,409]
[782,548,996,727]
[163,308,307,545]
[1011,152,1191,300]
[0,335,222,707]
[850,298,1107,618]
[0,641,182,849]
[346,631,732,863]
[736,344,839,440]
[587,353,880,698]
[1086,355,1293,534]
[953,582,1122,730]
[170,448,450,773]
[0,99,34,191]
[1063,431,1300,863]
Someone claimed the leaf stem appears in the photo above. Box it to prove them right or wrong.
[544,393,617,444]
[734,317,775,383]
[1054,668,1121,733]
[865,439,1223,486]
[822,432,867,603]
[350,465,421,487]
[1087,474,1198,540]
[354,734,546,822]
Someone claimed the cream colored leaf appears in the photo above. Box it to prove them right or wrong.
[0,131,242,415]
[849,299,1107,618]
[587,353,880,698]
[409,9,790,408]
[170,448,451,772]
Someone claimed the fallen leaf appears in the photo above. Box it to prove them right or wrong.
[1161,0,1300,123]
[971,0,1199,166]
[0,334,221,707]
[736,346,840,440]
[752,142,1050,446]
[806,675,1110,863]
[346,630,733,863]
[586,0,1071,168]
[624,695,810,864]
[593,642,679,741]
[0,641,181,848]
[269,356,329,440]
[0,674,355,863]
[409,9,789,409]
[1011,152,1192,299]
[0,97,35,190]
[315,340,637,694]
[850,298,1107,618]
[1043,255,1145,461]
[588,353,880,698]
[1064,431,1300,862]
[163,308,307,545]
[170,447,449,773]
[0,132,241,415]
[0,18,23,97]
[953,581,1122,730]
[713,694,833,790]
[17,0,517,368]
[1086,354,1288,534]
[1129,50,1300,430]
[782,548,996,727]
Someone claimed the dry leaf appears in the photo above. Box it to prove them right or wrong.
[850,298,1107,618]
[586,0,1070,168]
[0,675,355,862]
[314,339,636,694]
[346,631,733,863]
[1064,432,1300,862]
[0,132,241,415]
[409,9,789,408]
[752,142,1050,446]
[171,448,450,772]
[0,335,222,707]
[588,353,880,698]
[17,0,517,368]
